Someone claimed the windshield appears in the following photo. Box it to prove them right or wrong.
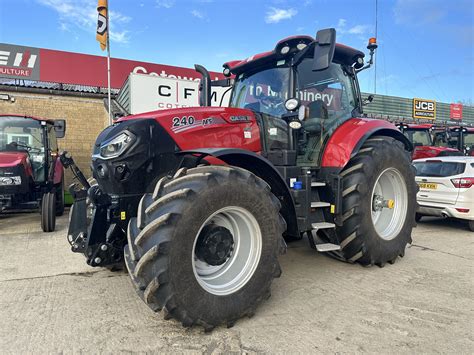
[404,130,432,146]
[413,161,465,177]
[0,117,46,180]
[230,63,290,117]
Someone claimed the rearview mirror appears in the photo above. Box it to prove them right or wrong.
[363,95,374,106]
[54,119,66,138]
[312,28,336,72]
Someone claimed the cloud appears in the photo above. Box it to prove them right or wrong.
[156,0,175,9]
[393,0,444,25]
[110,30,130,44]
[191,9,207,20]
[336,18,371,37]
[265,7,297,24]
[337,18,347,28]
[36,0,131,44]
[347,25,370,35]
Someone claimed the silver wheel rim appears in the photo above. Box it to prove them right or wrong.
[370,168,408,241]
[192,206,262,296]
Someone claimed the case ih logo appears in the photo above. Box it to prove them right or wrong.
[0,44,40,80]
[413,98,436,120]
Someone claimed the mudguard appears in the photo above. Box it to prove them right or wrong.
[321,118,412,169]
[178,148,299,238]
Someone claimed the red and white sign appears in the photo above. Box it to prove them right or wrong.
[0,43,223,88]
[450,103,463,121]
[0,44,40,80]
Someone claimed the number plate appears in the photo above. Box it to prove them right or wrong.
[418,183,438,190]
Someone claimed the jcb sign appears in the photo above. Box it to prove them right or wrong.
[413,98,436,120]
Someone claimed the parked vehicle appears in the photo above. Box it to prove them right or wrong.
[414,156,474,231]
[396,123,461,159]
[67,28,417,329]
[433,125,474,156]
[0,114,66,232]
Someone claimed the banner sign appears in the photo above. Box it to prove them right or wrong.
[0,43,223,88]
[0,44,40,81]
[413,98,436,119]
[119,74,231,114]
[450,103,463,120]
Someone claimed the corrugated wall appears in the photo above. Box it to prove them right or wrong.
[361,92,474,125]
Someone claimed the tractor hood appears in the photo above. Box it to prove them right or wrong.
[91,107,261,195]
[0,152,31,192]
[0,152,29,168]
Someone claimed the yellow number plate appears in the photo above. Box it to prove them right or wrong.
[418,183,437,189]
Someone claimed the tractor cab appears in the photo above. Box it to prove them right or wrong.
[435,126,474,156]
[396,123,462,159]
[225,30,367,167]
[0,116,49,183]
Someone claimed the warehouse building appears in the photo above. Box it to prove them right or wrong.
[1,43,473,185]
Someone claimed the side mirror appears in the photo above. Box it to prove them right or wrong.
[363,95,374,106]
[312,28,336,72]
[54,119,66,138]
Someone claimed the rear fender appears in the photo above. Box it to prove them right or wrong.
[321,118,412,170]
[178,148,299,238]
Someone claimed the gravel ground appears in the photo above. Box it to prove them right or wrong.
[0,211,472,354]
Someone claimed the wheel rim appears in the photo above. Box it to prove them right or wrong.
[192,206,262,296]
[370,168,408,241]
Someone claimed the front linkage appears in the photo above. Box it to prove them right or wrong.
[61,151,138,267]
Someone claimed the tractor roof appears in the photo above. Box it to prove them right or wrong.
[224,35,365,75]
[0,114,54,124]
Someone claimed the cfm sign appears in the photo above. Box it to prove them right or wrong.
[413,98,436,120]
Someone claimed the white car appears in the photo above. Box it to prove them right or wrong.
[413,156,474,232]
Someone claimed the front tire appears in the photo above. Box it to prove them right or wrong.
[125,166,285,329]
[335,136,417,266]
[41,192,56,232]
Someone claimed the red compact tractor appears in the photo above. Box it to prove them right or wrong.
[67,29,418,329]
[0,114,66,232]
[396,123,461,159]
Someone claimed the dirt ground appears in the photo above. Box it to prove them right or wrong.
[0,210,472,354]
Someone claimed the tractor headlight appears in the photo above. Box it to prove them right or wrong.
[0,176,21,186]
[99,132,134,159]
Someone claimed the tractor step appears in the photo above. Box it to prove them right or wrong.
[311,181,326,187]
[311,201,330,208]
[311,222,335,230]
[315,243,341,252]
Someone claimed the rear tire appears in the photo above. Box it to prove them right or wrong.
[41,192,56,232]
[335,136,417,266]
[124,165,285,329]
[468,220,474,232]
[56,181,65,216]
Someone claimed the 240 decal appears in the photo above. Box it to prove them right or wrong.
[171,116,216,133]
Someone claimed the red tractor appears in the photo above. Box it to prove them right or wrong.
[396,123,461,159]
[67,29,417,329]
[433,125,474,156]
[0,114,66,232]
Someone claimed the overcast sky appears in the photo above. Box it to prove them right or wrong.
[0,0,473,104]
